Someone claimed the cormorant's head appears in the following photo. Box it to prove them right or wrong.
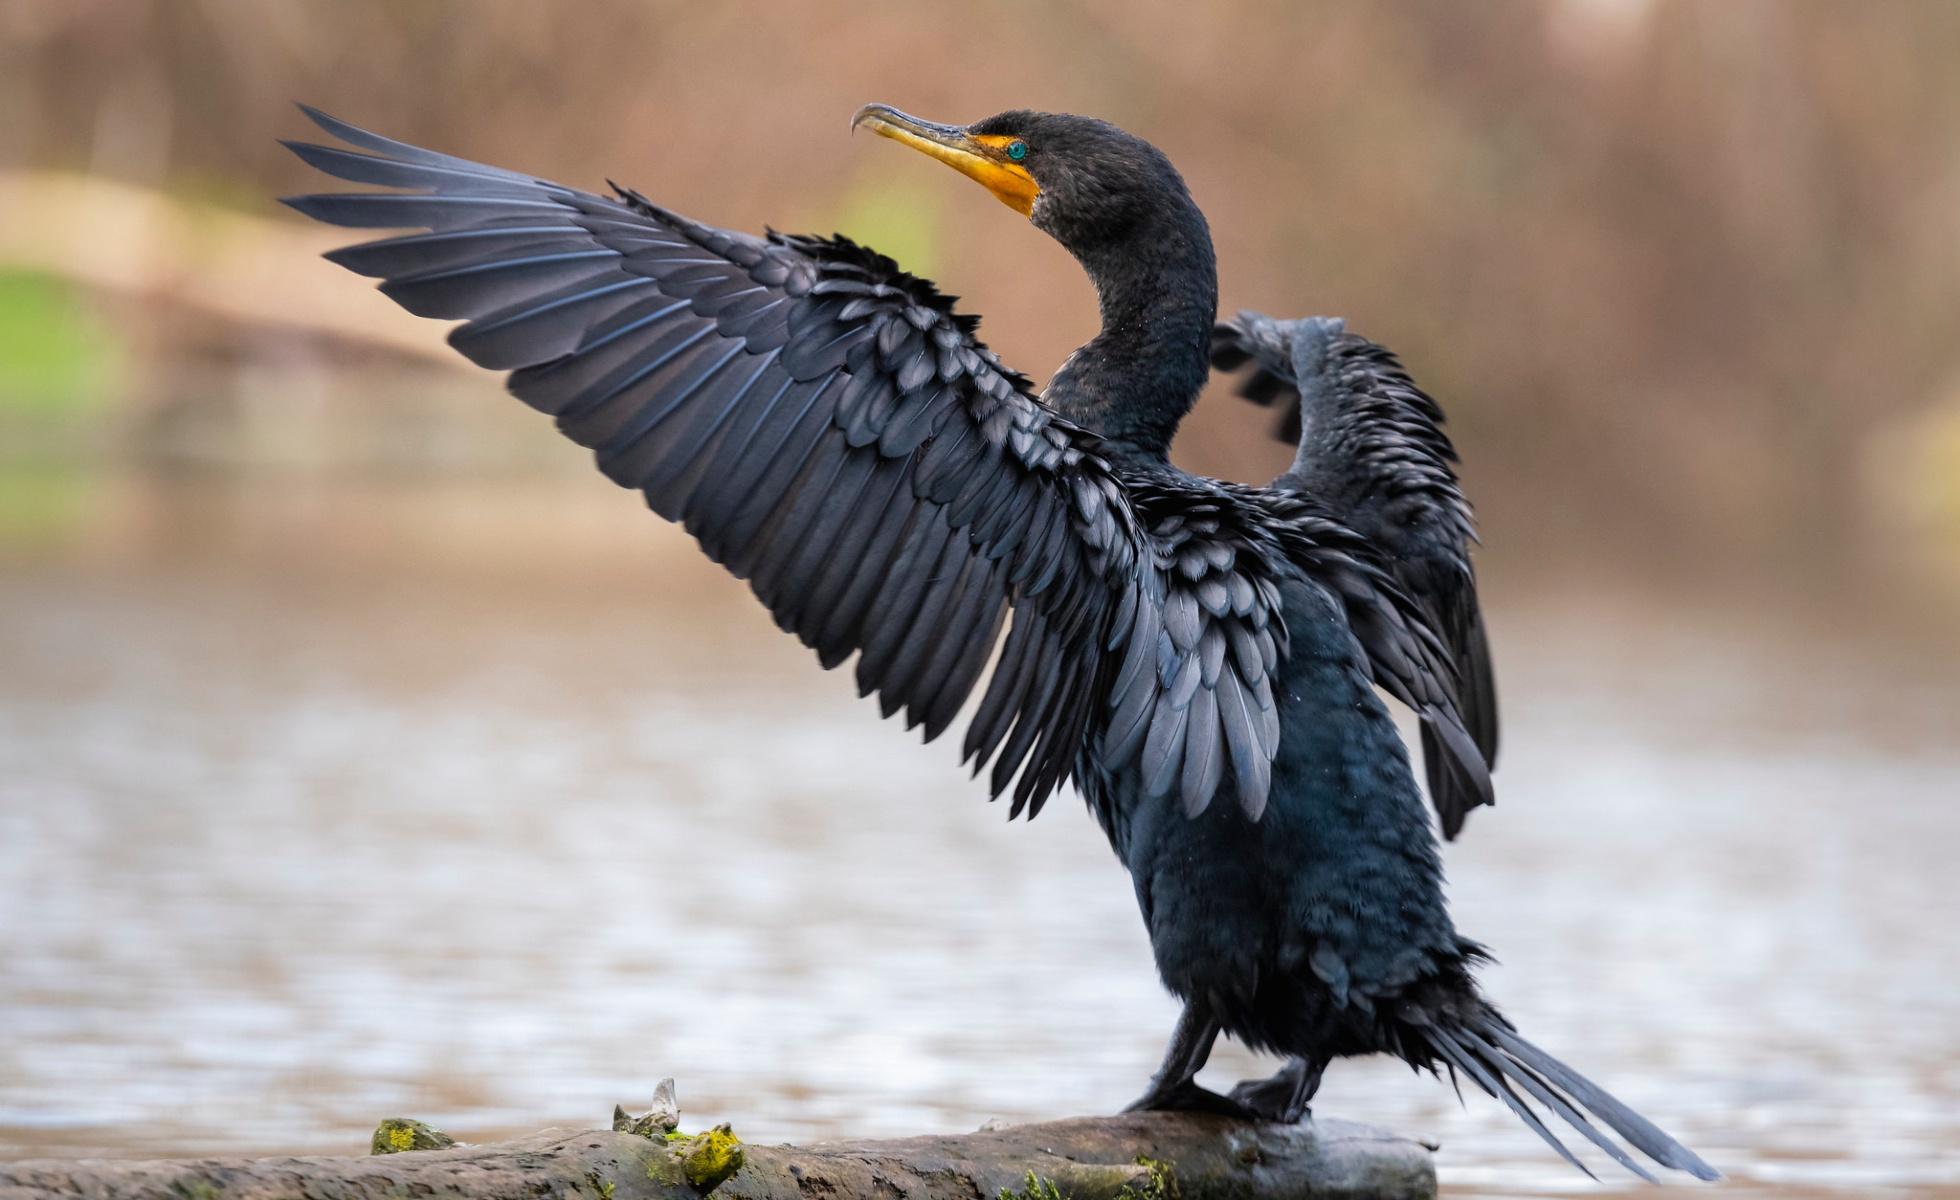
[852,104,1218,454]
[851,104,1203,259]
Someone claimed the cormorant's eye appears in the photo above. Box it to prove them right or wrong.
[1006,139,1028,162]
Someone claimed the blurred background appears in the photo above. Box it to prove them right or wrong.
[0,2,1955,1196]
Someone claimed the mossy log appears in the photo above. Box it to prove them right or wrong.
[0,1111,1434,1200]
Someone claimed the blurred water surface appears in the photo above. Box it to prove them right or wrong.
[0,475,1956,1198]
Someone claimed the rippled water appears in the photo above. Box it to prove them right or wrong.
[1,476,1956,1197]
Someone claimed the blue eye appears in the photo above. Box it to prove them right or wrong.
[1006,140,1028,162]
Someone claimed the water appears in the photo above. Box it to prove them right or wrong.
[1,475,1956,1197]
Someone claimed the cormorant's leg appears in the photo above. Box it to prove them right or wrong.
[1121,1002,1256,1117]
[1227,1055,1327,1123]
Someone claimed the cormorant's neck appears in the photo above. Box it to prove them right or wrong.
[1043,206,1217,464]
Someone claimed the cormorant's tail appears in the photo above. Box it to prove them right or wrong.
[1423,1012,1719,1182]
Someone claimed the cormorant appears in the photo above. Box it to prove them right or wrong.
[282,104,1714,1181]
[1211,314,1497,839]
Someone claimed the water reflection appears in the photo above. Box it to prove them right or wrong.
[0,476,1955,1197]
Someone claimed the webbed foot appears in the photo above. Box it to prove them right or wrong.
[1227,1057,1324,1123]
[1122,1078,1259,1119]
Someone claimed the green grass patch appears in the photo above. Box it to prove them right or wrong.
[0,270,121,420]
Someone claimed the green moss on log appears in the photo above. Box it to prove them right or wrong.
[369,1117,455,1155]
[675,1123,743,1192]
[1116,1157,1178,1200]
[999,1172,1068,1200]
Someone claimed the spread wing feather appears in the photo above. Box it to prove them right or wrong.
[284,107,1286,821]
[285,106,1145,815]
[1213,311,1496,838]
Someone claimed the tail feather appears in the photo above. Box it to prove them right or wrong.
[1451,1026,1657,1183]
[1429,1026,1597,1180]
[1479,1019,1720,1180]
[1426,1015,1719,1182]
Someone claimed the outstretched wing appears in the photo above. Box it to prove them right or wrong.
[283,106,1148,817]
[1213,311,1497,838]
[1101,481,1291,824]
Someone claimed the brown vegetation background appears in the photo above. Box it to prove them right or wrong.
[2,0,1957,616]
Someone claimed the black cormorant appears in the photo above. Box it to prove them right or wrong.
[1211,314,1497,839]
[282,104,1714,1181]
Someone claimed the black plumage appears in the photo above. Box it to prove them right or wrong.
[1211,313,1498,838]
[283,104,1713,1181]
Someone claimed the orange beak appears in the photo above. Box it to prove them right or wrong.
[851,103,1039,217]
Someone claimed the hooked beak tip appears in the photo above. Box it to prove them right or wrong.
[849,103,890,136]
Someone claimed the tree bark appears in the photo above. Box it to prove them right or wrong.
[0,1112,1434,1200]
